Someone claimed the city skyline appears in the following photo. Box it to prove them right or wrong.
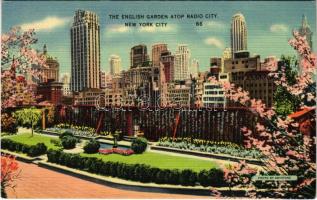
[2,1,316,76]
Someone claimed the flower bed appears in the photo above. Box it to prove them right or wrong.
[99,148,134,156]
[157,137,264,160]
[45,123,96,137]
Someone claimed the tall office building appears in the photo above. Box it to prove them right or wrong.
[61,74,71,96]
[190,59,199,78]
[109,55,121,75]
[160,50,174,83]
[222,47,232,60]
[130,44,149,68]
[152,43,168,67]
[100,71,106,89]
[70,10,100,92]
[174,44,190,81]
[231,13,247,58]
[298,15,313,50]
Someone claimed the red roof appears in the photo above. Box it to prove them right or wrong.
[288,107,315,119]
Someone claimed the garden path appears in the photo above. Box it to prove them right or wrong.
[6,161,210,198]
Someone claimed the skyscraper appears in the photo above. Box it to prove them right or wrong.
[130,44,149,68]
[61,74,71,96]
[109,55,121,75]
[174,44,190,81]
[160,50,174,83]
[70,10,100,92]
[298,15,313,50]
[152,43,168,67]
[190,59,199,78]
[231,13,247,58]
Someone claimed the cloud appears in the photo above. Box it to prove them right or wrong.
[270,24,289,33]
[204,37,224,49]
[138,24,177,33]
[205,21,226,29]
[107,24,129,33]
[20,16,71,32]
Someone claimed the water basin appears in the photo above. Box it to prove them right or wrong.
[99,143,130,150]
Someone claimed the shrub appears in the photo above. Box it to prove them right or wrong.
[1,113,18,134]
[46,150,225,187]
[209,168,226,187]
[179,169,197,186]
[83,139,100,154]
[198,170,210,187]
[59,131,74,139]
[1,139,47,157]
[28,143,47,157]
[61,136,77,149]
[131,137,148,154]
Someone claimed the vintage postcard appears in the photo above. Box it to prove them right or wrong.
[1,0,316,199]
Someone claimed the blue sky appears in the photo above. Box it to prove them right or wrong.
[2,1,316,76]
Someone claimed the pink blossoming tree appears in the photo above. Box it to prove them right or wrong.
[211,31,316,198]
[1,27,47,110]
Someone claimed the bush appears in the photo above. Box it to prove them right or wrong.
[61,136,77,149]
[198,168,226,187]
[83,139,100,154]
[46,150,225,187]
[28,143,47,157]
[59,131,74,139]
[179,169,197,186]
[1,113,18,134]
[131,137,148,154]
[1,139,47,157]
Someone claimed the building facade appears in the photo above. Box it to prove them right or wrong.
[130,44,150,68]
[104,75,123,106]
[166,81,191,107]
[61,74,71,96]
[109,55,121,75]
[224,51,260,73]
[231,13,247,58]
[73,88,105,107]
[174,44,190,81]
[152,43,168,67]
[190,59,199,78]
[37,81,63,105]
[71,10,100,92]
[239,71,276,107]
[36,45,59,83]
[202,73,228,108]
[160,50,174,83]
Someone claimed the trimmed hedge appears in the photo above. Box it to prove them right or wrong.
[1,138,47,157]
[131,137,148,154]
[83,139,100,154]
[61,136,78,149]
[46,149,226,187]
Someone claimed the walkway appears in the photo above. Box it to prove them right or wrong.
[6,161,210,198]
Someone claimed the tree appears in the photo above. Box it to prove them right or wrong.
[1,27,47,111]
[1,154,20,198]
[14,107,42,136]
[211,31,316,198]
[273,55,301,116]
[274,86,300,116]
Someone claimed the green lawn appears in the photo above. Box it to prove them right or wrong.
[4,133,61,150]
[81,151,218,172]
